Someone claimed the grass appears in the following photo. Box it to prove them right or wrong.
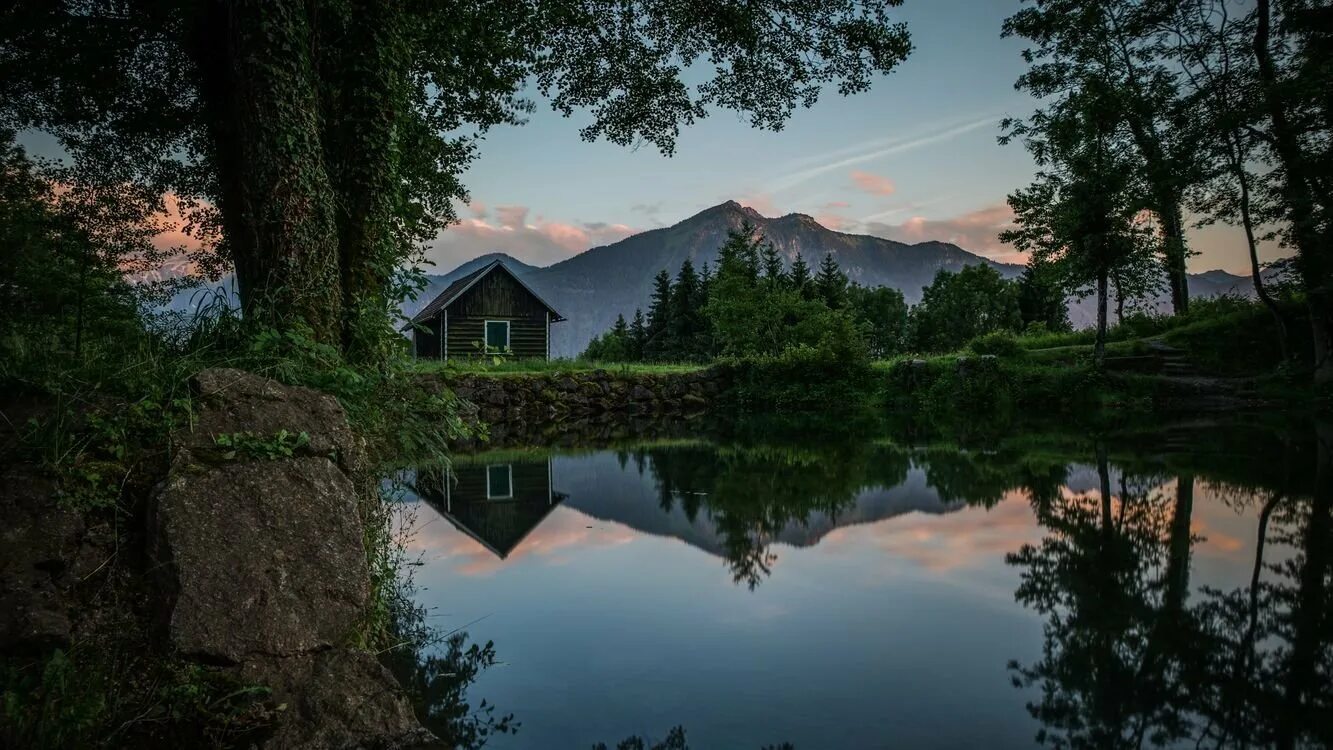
[411,357,705,377]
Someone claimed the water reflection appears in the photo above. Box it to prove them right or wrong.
[394,421,1331,748]
[413,460,567,559]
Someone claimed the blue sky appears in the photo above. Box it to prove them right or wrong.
[439,0,1279,276]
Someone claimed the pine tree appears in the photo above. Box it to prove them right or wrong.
[760,241,785,284]
[815,253,848,308]
[789,255,813,297]
[645,269,674,360]
[630,308,648,360]
[716,221,762,282]
[670,260,703,361]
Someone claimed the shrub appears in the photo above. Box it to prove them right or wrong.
[968,331,1026,358]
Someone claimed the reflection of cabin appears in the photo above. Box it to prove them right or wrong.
[403,260,565,360]
[414,459,566,559]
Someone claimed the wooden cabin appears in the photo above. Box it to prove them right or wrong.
[413,459,565,559]
[404,260,565,360]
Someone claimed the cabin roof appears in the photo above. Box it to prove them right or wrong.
[436,492,569,559]
[402,260,565,330]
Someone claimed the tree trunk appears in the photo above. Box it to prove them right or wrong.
[320,0,407,363]
[192,0,343,345]
[1255,0,1333,383]
[1164,474,1193,614]
[1160,201,1191,315]
[1229,129,1290,362]
[1095,269,1109,367]
[1276,422,1332,749]
[1113,271,1125,323]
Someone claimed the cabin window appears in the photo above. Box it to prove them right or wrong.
[485,320,510,352]
[486,465,513,500]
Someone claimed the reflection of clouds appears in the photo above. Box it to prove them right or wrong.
[407,504,636,577]
[824,490,1041,573]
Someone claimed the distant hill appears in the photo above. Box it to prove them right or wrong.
[409,201,1261,357]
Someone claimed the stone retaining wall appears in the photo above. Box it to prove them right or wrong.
[420,368,729,444]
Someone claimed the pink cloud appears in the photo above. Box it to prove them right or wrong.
[822,201,852,210]
[850,170,897,196]
[493,205,529,229]
[468,201,488,219]
[815,212,851,231]
[736,193,779,217]
[429,210,640,271]
[408,505,636,577]
[824,490,1043,574]
[866,204,1020,260]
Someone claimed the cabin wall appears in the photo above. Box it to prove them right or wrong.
[412,266,557,360]
[445,317,547,359]
[412,317,442,359]
[446,268,551,359]
[452,462,551,505]
[451,270,549,319]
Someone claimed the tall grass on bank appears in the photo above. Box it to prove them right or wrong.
[411,356,704,377]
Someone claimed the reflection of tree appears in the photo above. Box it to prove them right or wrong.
[1007,443,1200,748]
[643,440,910,589]
[1188,426,1332,749]
[378,547,518,749]
[382,628,518,749]
[1007,429,1333,749]
[920,446,1069,508]
[592,727,794,749]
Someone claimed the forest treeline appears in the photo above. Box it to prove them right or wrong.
[582,223,1069,363]
[995,0,1331,376]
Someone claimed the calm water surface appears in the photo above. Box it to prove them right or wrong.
[392,423,1331,749]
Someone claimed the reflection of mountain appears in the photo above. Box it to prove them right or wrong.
[552,452,963,559]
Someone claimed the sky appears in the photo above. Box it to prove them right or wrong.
[437,0,1283,276]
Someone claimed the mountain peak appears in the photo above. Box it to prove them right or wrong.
[473,251,529,267]
[703,200,766,220]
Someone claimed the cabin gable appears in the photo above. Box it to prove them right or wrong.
[409,261,561,361]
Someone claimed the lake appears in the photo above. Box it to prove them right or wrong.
[388,419,1331,749]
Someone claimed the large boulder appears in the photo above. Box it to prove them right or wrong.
[187,368,365,475]
[153,455,370,664]
[243,650,440,750]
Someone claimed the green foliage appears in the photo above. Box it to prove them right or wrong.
[848,284,909,358]
[909,266,1023,353]
[717,344,875,414]
[1016,260,1070,332]
[213,430,312,461]
[814,252,849,308]
[968,331,1025,358]
[582,224,873,366]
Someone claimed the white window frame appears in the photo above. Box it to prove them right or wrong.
[484,319,511,353]
[485,464,514,500]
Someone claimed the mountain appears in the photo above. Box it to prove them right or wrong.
[411,201,1025,356]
